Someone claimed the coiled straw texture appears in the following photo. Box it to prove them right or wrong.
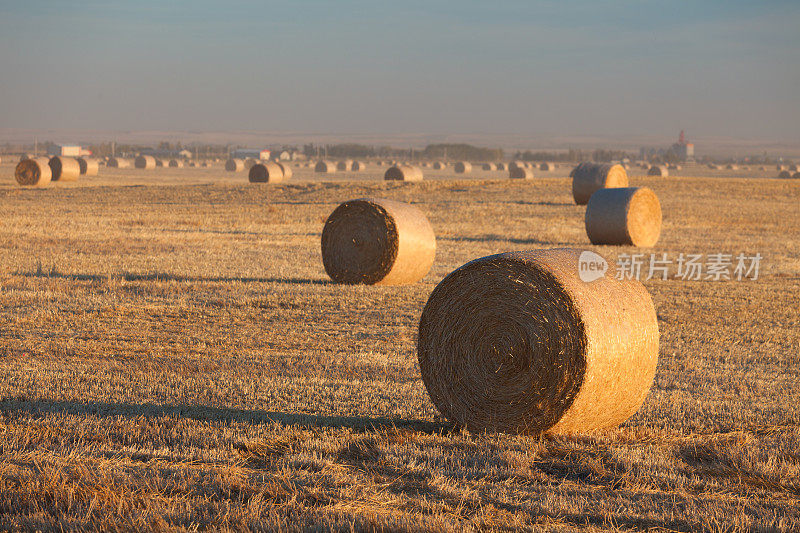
[418,248,658,435]
[571,163,628,205]
[321,198,435,285]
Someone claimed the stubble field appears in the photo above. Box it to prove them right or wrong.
[0,161,799,531]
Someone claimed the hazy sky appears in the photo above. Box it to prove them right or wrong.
[1,1,798,141]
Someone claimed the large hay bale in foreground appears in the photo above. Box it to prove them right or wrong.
[778,170,792,179]
[77,157,99,176]
[315,160,336,173]
[417,248,659,435]
[169,159,184,168]
[433,161,447,170]
[15,158,51,187]
[384,164,423,182]
[647,165,668,177]
[107,157,130,168]
[321,198,436,285]
[570,162,628,205]
[134,155,156,169]
[275,161,292,180]
[352,161,368,171]
[585,187,662,247]
[49,156,80,181]
[482,162,497,171]
[337,160,353,171]
[454,161,472,174]
[225,158,244,172]
[509,166,534,179]
[249,161,284,183]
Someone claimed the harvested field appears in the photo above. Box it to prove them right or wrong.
[0,162,798,530]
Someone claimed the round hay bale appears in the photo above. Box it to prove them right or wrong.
[433,161,447,170]
[15,157,51,187]
[321,198,436,285]
[352,161,368,171]
[49,156,80,181]
[454,161,472,174]
[244,158,260,170]
[337,160,353,171]
[778,170,791,179]
[793,172,800,179]
[19,154,34,162]
[570,163,628,205]
[482,162,497,171]
[667,164,681,171]
[726,164,738,170]
[77,157,99,176]
[134,155,156,169]
[647,165,668,177]
[496,162,507,171]
[384,164,423,182]
[539,162,554,171]
[585,187,662,247]
[509,161,526,170]
[776,164,787,171]
[315,160,336,173]
[417,248,659,435]
[789,164,800,172]
[169,159,185,168]
[275,161,293,180]
[107,157,131,169]
[509,166,534,179]
[154,158,165,167]
[225,158,244,172]
[249,161,284,183]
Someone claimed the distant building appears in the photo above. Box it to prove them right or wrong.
[232,149,270,160]
[49,144,85,157]
[671,130,694,161]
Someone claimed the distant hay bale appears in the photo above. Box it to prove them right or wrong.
[539,162,554,171]
[726,164,738,170]
[647,165,668,177]
[789,164,800,172]
[570,162,628,205]
[454,161,472,174]
[154,158,165,167]
[107,157,131,168]
[509,161,527,170]
[417,248,659,435]
[667,164,681,171]
[77,157,99,176]
[482,162,497,171]
[352,161,368,171]
[433,161,447,170]
[496,162,507,171]
[759,166,766,170]
[275,161,292,180]
[19,154,33,162]
[244,158,260,170]
[134,155,156,169]
[337,160,353,171]
[585,187,662,247]
[49,156,80,182]
[793,172,800,179]
[776,164,787,171]
[321,198,436,285]
[169,159,185,168]
[249,161,284,183]
[778,170,792,179]
[640,162,650,169]
[225,158,245,172]
[315,160,336,173]
[384,164,423,182]
[15,157,51,187]
[509,166,534,179]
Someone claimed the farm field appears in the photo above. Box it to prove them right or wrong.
[0,163,799,530]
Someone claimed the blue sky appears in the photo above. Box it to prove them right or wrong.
[0,1,798,140]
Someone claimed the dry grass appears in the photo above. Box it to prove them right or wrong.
[0,159,799,530]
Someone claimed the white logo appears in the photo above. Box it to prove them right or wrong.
[578,251,608,282]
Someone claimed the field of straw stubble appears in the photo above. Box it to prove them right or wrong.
[0,161,799,531]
